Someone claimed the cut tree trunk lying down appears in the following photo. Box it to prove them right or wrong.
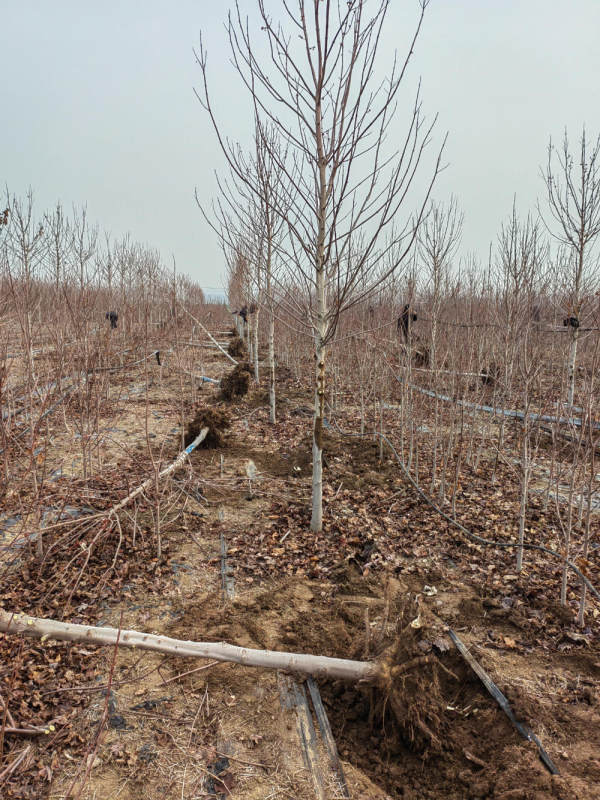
[0,610,378,682]
[0,610,559,772]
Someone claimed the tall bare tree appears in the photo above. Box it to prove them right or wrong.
[198,0,443,531]
[418,196,463,370]
[541,128,600,408]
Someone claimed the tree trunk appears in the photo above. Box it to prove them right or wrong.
[253,307,260,383]
[517,434,530,573]
[311,263,327,532]
[268,310,276,424]
[311,318,326,532]
[577,479,593,627]
[0,611,377,683]
[560,471,576,606]
[567,326,579,408]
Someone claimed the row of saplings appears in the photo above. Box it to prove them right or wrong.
[183,329,252,449]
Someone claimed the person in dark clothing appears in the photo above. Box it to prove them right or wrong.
[398,304,417,340]
[238,306,248,324]
[106,311,118,329]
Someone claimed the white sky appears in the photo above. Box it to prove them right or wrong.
[1,1,599,289]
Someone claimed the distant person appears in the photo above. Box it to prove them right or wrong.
[398,304,417,340]
[106,311,118,329]
[563,315,580,329]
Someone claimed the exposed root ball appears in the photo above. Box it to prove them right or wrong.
[221,363,252,400]
[184,407,230,448]
[227,337,247,358]
[369,600,454,754]
[375,645,447,753]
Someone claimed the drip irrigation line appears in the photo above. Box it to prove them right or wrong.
[418,316,501,330]
[368,340,600,431]
[448,629,559,775]
[0,347,166,455]
[415,315,600,333]
[176,368,219,383]
[386,381,600,431]
[324,417,600,603]
[86,349,166,374]
[1,377,68,421]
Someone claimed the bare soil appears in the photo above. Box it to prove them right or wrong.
[1,342,599,799]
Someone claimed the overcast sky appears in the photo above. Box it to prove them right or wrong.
[2,1,599,291]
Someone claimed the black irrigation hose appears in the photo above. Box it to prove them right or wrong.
[448,629,559,775]
[387,365,599,431]
[85,349,162,374]
[0,349,165,455]
[363,337,600,432]
[414,315,600,333]
[325,418,600,603]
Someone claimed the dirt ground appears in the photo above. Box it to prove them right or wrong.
[1,339,599,800]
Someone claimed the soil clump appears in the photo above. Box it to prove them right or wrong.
[184,406,230,448]
[220,362,252,400]
[227,336,246,359]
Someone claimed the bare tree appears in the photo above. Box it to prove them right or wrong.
[541,128,600,408]
[70,205,97,293]
[44,202,70,293]
[418,196,463,369]
[255,121,288,421]
[198,0,443,531]
[205,120,289,418]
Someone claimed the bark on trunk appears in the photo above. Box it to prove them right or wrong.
[253,307,260,383]
[0,611,378,682]
[269,310,276,423]
[311,84,328,534]
[517,441,529,573]
[567,327,579,408]
[311,328,326,533]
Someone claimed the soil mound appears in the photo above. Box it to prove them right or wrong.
[227,336,246,358]
[221,363,252,400]
[184,406,230,448]
[168,569,598,799]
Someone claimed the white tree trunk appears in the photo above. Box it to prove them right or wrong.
[516,436,530,573]
[253,308,260,383]
[269,311,276,423]
[311,269,326,533]
[107,429,208,517]
[577,482,594,627]
[567,327,579,408]
[0,611,377,682]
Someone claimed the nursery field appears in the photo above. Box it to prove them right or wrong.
[3,0,600,798]
[0,302,599,800]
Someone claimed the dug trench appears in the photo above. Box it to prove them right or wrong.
[162,566,599,800]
